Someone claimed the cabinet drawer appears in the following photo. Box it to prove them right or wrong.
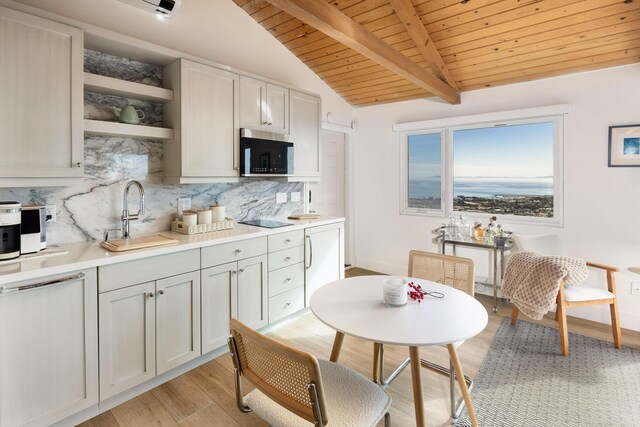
[269,263,304,297]
[268,229,304,252]
[99,249,200,293]
[268,246,305,271]
[269,286,304,324]
[201,237,267,268]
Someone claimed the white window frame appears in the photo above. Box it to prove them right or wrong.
[397,105,567,227]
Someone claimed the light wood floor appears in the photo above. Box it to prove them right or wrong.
[81,267,640,427]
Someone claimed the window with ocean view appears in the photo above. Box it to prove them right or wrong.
[453,122,554,218]
[399,108,563,224]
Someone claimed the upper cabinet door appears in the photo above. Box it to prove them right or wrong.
[180,59,239,177]
[239,76,265,129]
[290,91,321,178]
[239,76,289,134]
[265,83,289,134]
[0,6,83,184]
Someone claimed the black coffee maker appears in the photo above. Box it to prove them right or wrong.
[0,201,21,260]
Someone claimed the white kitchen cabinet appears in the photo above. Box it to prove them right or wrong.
[0,6,83,187]
[156,271,201,375]
[305,222,345,306]
[267,230,305,324]
[201,262,237,354]
[201,237,268,353]
[202,255,268,354]
[99,271,200,399]
[290,90,321,179]
[239,76,289,134]
[237,255,268,330]
[163,58,240,183]
[99,281,156,400]
[98,250,200,400]
[0,269,98,427]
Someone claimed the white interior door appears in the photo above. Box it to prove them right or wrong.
[309,129,349,264]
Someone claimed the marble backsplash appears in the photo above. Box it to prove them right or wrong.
[0,50,304,245]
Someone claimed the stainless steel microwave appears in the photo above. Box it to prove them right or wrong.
[240,128,293,176]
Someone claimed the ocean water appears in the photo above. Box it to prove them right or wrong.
[409,177,553,198]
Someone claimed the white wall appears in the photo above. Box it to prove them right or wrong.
[9,0,354,125]
[353,64,640,332]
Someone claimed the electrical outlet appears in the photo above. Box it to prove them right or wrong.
[632,282,640,296]
[276,193,287,204]
[177,197,191,211]
[290,192,301,202]
[45,205,56,222]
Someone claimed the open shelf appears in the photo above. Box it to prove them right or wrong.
[84,72,173,103]
[84,119,174,140]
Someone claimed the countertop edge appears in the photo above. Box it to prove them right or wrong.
[0,217,345,286]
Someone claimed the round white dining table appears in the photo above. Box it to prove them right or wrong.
[310,275,488,427]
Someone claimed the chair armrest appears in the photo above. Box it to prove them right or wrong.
[586,261,619,273]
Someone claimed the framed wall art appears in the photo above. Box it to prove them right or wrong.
[608,124,640,167]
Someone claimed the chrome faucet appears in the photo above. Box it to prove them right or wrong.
[121,180,145,239]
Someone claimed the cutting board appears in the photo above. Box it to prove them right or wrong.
[288,214,321,220]
[100,235,179,252]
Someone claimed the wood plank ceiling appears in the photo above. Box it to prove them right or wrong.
[233,0,640,107]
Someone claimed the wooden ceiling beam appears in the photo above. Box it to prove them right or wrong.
[388,0,458,89]
[265,0,460,104]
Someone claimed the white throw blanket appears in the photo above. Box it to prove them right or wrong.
[503,252,588,320]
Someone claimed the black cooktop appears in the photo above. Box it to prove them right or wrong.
[239,219,294,229]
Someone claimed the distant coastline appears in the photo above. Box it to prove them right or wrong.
[409,195,553,217]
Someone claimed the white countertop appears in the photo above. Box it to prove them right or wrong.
[0,216,344,286]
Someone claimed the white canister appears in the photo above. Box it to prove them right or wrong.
[383,277,408,307]
[197,209,212,225]
[182,212,197,226]
[210,205,225,222]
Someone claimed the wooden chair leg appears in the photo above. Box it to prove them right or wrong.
[555,308,560,321]
[610,300,622,349]
[510,304,519,325]
[372,342,380,382]
[606,270,622,350]
[557,301,569,356]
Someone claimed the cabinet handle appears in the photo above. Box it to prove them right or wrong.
[239,268,245,273]
[159,290,165,295]
[285,302,291,307]
[232,270,237,275]
[148,292,154,298]
[75,162,82,168]
[285,256,291,261]
[235,249,242,254]
[268,122,273,126]
[306,235,313,270]
[285,278,291,282]
[0,272,85,295]
[285,239,291,243]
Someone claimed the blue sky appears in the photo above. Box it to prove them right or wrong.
[409,122,554,179]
